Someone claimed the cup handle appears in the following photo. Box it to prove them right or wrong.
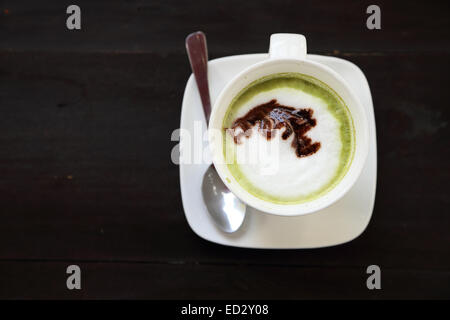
[269,33,307,60]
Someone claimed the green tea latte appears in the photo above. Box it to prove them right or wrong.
[223,73,355,204]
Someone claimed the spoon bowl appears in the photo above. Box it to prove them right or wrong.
[202,165,246,233]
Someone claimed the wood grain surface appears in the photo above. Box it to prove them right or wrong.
[0,0,449,299]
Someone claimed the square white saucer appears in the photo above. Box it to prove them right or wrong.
[179,54,377,249]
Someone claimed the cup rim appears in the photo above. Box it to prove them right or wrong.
[208,57,369,216]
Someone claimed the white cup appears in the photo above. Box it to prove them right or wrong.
[208,34,369,216]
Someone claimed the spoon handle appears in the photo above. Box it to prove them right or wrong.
[185,31,212,124]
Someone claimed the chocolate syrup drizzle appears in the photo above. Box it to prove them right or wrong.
[228,99,321,157]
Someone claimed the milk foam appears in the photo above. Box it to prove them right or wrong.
[227,87,343,199]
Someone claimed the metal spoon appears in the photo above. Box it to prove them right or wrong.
[185,31,246,233]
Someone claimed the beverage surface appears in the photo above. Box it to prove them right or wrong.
[222,73,355,204]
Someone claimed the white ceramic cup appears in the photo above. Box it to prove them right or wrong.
[208,33,369,216]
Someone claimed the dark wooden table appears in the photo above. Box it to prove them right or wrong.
[0,0,449,299]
